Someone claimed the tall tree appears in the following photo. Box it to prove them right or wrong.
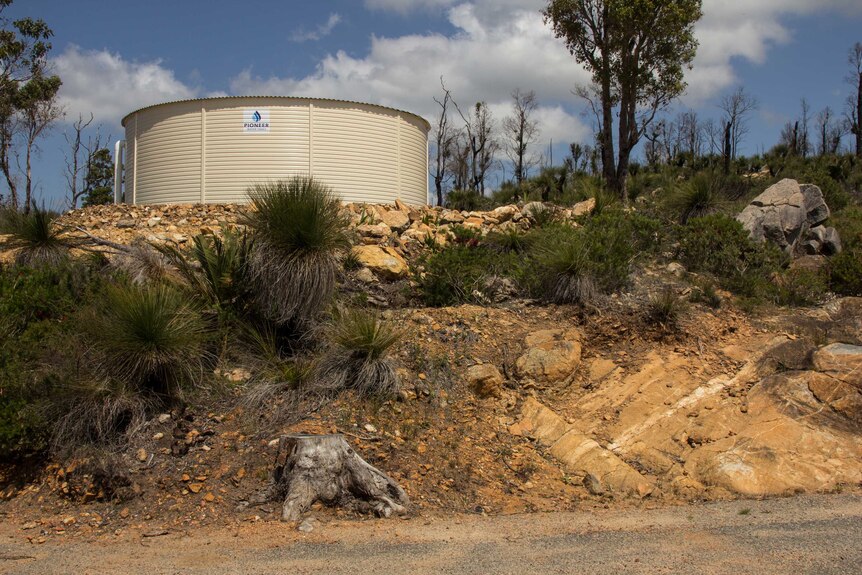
[0,1,58,209]
[453,100,498,196]
[719,87,758,161]
[502,89,540,187]
[81,148,114,207]
[16,73,62,211]
[846,42,862,157]
[431,78,456,206]
[544,0,702,201]
[64,113,93,209]
[816,106,844,156]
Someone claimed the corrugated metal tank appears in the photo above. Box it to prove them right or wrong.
[120,97,430,205]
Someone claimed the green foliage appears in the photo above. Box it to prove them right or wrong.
[773,268,829,307]
[419,244,520,306]
[829,248,862,296]
[81,283,209,400]
[689,279,722,309]
[158,229,253,314]
[316,308,402,397]
[524,202,557,227]
[529,210,663,303]
[666,172,725,223]
[81,148,115,207]
[0,204,72,266]
[0,260,104,458]
[676,214,786,297]
[646,288,688,328]
[486,228,532,253]
[445,189,491,211]
[244,177,351,325]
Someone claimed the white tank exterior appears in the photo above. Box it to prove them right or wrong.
[121,97,430,206]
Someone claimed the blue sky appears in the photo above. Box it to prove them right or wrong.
[5,0,862,207]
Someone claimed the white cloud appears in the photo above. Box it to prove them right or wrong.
[363,0,457,14]
[232,3,591,152]
[290,13,342,43]
[52,45,198,129]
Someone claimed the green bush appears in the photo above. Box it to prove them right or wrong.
[0,261,105,458]
[0,204,75,267]
[244,177,351,325]
[315,307,402,397]
[676,214,786,298]
[773,268,830,307]
[666,172,725,224]
[445,189,492,211]
[528,210,663,303]
[829,248,862,296]
[418,244,520,306]
[80,283,209,400]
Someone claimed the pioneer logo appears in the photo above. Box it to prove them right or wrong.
[243,110,270,133]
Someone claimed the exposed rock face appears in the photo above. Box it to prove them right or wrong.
[510,398,654,498]
[736,179,841,256]
[515,329,583,383]
[351,245,409,280]
[464,364,505,398]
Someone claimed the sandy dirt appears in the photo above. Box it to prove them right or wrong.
[1,493,860,574]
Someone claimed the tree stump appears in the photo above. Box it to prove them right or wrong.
[256,434,410,521]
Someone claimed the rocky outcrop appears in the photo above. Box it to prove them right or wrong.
[510,398,654,498]
[736,179,841,256]
[515,329,583,383]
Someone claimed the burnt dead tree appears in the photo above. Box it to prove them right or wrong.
[254,434,410,521]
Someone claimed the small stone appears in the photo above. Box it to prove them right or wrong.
[158,413,171,424]
[203,493,216,503]
[297,517,317,533]
[364,424,378,433]
[584,474,604,495]
[136,448,148,462]
[152,432,164,440]
[119,508,130,519]
[188,483,203,494]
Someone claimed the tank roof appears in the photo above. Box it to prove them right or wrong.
[121,96,430,130]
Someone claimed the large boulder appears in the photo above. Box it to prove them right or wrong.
[736,179,841,256]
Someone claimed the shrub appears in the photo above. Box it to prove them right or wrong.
[418,244,521,306]
[0,204,75,267]
[829,248,862,296]
[524,202,557,227]
[81,283,209,400]
[772,268,829,307]
[486,228,532,254]
[244,177,351,325]
[445,189,491,211]
[528,211,662,304]
[689,279,722,309]
[676,214,786,298]
[159,229,254,313]
[646,287,688,329]
[315,308,402,397]
[666,173,724,224]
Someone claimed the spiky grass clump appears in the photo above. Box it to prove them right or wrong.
[316,307,402,397]
[81,283,208,400]
[525,203,557,227]
[667,174,724,224]
[0,204,72,267]
[245,177,351,325]
[646,287,688,329]
[112,239,178,285]
[159,229,254,311]
[50,380,152,456]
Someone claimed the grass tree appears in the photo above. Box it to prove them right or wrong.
[244,177,351,326]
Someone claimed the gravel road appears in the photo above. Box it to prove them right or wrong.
[2,494,860,574]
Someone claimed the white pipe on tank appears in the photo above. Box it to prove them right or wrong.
[113,140,125,204]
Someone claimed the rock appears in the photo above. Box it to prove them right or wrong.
[116,219,136,229]
[136,448,147,462]
[589,358,619,382]
[297,517,318,533]
[583,473,604,495]
[736,179,839,256]
[666,262,686,278]
[158,413,172,424]
[351,245,409,280]
[377,209,410,232]
[465,364,505,398]
[515,329,583,383]
[482,275,519,303]
[572,198,596,217]
[363,424,378,433]
[511,398,654,497]
[491,205,518,223]
[812,343,862,388]
[356,223,391,238]
[188,482,204,494]
[354,267,379,284]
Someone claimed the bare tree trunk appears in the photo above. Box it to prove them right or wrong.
[856,69,862,157]
[24,141,32,213]
[253,434,410,521]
